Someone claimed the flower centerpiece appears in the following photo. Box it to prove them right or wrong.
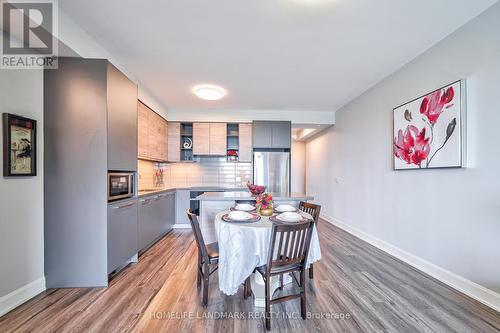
[255,193,273,216]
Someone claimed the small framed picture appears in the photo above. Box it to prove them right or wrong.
[2,113,37,177]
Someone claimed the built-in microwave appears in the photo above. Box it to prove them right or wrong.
[108,172,135,202]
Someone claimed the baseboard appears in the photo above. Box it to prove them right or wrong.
[173,223,191,229]
[321,214,500,313]
[0,277,46,317]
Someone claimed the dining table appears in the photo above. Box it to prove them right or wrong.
[214,209,322,307]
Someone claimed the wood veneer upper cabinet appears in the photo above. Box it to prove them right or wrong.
[238,123,252,162]
[193,123,210,155]
[138,102,149,158]
[209,123,227,155]
[158,116,168,161]
[167,122,181,162]
[138,101,167,161]
[147,111,158,158]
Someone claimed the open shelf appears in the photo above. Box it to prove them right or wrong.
[226,123,239,162]
[180,122,194,161]
[180,149,193,161]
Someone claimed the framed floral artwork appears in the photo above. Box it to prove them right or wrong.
[393,80,466,170]
[2,113,37,177]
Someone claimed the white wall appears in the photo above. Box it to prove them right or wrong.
[0,69,45,314]
[291,141,306,193]
[306,3,500,309]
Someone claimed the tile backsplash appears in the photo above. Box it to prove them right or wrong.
[138,157,252,190]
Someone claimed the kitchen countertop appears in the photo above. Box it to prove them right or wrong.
[138,187,178,197]
[196,191,313,201]
[138,187,247,197]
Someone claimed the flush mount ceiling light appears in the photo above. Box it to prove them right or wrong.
[193,85,226,100]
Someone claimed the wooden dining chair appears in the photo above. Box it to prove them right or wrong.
[187,209,219,307]
[298,201,321,279]
[245,220,315,330]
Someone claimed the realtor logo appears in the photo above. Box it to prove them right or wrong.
[1,0,58,69]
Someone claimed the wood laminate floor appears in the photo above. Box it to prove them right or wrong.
[1,220,499,333]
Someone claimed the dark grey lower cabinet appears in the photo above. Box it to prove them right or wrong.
[156,192,175,235]
[139,196,156,250]
[107,199,138,274]
[139,191,175,252]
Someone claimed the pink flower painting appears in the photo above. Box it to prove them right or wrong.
[393,125,430,167]
[420,87,454,125]
[393,81,463,170]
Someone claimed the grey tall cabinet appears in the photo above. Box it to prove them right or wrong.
[44,57,138,288]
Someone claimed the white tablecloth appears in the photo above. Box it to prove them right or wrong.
[214,210,322,296]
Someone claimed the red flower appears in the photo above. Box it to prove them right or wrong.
[256,193,273,209]
[420,87,454,125]
[394,125,431,166]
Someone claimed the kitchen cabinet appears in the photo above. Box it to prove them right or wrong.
[138,196,155,251]
[138,101,168,161]
[107,64,138,171]
[252,121,273,149]
[138,102,149,158]
[44,58,140,287]
[252,121,291,149]
[152,111,168,161]
[138,191,175,251]
[107,199,138,274]
[193,122,227,156]
[193,123,210,155]
[167,122,181,162]
[271,121,291,149]
[161,192,176,232]
[175,189,191,225]
[152,192,174,237]
[209,123,227,155]
[238,123,253,162]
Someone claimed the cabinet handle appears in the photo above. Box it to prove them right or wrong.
[112,202,135,209]
[140,199,151,204]
[158,194,167,198]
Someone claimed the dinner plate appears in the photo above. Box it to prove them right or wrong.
[231,203,256,212]
[277,212,303,222]
[274,204,297,213]
[269,213,310,224]
[222,212,261,223]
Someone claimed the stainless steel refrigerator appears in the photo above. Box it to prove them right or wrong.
[253,151,290,193]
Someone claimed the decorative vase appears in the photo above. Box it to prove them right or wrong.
[260,207,273,216]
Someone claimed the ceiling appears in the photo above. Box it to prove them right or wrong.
[60,0,497,113]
